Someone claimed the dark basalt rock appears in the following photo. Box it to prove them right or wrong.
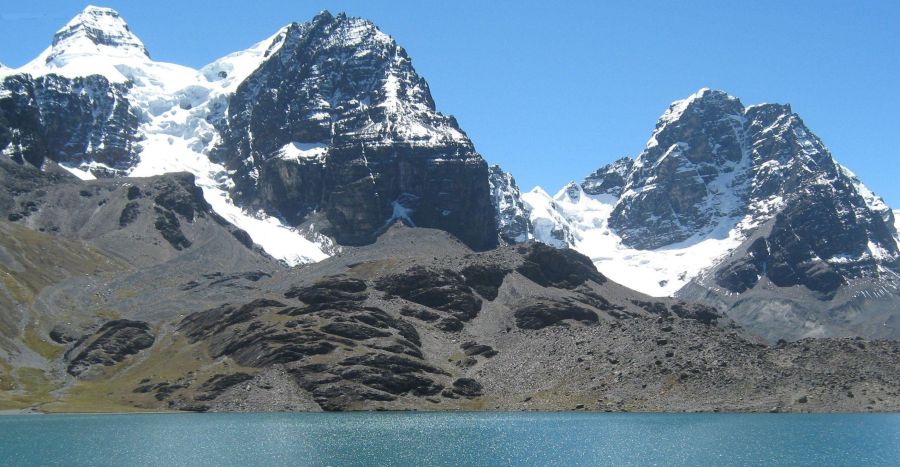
[631,300,669,315]
[399,306,440,322]
[154,208,191,250]
[126,185,142,200]
[199,373,254,393]
[461,341,498,358]
[435,317,464,332]
[516,243,606,289]
[375,266,482,321]
[514,300,599,330]
[630,300,720,325]
[179,298,287,341]
[66,320,155,376]
[321,322,391,340]
[285,351,449,410]
[668,303,721,325]
[451,378,483,397]
[582,157,634,197]
[49,325,80,344]
[285,275,368,304]
[339,353,448,376]
[118,201,139,227]
[461,264,511,301]
[714,237,770,293]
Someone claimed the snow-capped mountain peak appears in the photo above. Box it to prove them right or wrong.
[53,6,149,57]
[18,6,172,84]
[513,88,900,301]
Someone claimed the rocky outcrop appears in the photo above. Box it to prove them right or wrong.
[513,300,599,329]
[66,320,155,376]
[375,267,484,321]
[516,243,606,289]
[581,157,633,197]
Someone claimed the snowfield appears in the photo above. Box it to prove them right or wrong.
[523,184,744,297]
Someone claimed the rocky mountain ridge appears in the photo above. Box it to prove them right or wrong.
[1,7,498,265]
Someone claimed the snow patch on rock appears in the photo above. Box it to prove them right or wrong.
[278,142,328,162]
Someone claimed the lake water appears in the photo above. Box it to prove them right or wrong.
[1,412,898,466]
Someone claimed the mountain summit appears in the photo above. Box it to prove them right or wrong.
[509,88,900,339]
[18,6,150,82]
[52,5,149,58]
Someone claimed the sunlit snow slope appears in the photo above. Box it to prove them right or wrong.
[522,184,745,297]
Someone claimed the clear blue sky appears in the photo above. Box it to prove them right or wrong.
[2,1,899,206]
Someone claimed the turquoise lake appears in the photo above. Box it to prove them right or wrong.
[1,412,898,466]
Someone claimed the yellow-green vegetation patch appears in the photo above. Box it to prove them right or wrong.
[0,270,32,304]
[0,366,62,410]
[47,333,254,412]
[113,287,141,301]
[23,322,64,360]
[0,222,127,299]
[96,309,123,321]
[0,358,17,392]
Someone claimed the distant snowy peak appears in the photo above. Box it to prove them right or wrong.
[267,11,469,147]
[520,186,576,249]
[18,6,150,83]
[52,5,149,58]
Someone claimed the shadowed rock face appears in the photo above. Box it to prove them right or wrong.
[375,267,484,321]
[516,243,606,289]
[514,300,599,329]
[210,12,498,251]
[66,320,155,376]
[0,74,139,174]
[581,157,634,198]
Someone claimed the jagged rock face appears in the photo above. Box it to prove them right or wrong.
[610,90,749,248]
[597,89,898,292]
[581,157,633,197]
[0,74,139,173]
[211,12,497,250]
[489,165,532,244]
[609,89,899,258]
[714,184,899,296]
[66,319,155,376]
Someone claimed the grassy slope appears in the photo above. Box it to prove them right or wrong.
[0,221,127,410]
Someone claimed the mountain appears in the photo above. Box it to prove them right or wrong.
[513,89,900,340]
[0,7,497,265]
[209,12,496,250]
